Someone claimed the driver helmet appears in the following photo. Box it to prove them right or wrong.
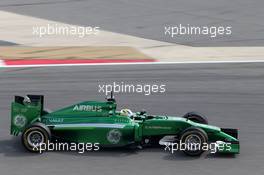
[120,109,133,117]
[23,96,31,104]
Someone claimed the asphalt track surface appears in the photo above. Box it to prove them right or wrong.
[0,0,263,46]
[0,63,264,175]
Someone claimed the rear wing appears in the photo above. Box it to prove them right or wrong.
[10,95,44,136]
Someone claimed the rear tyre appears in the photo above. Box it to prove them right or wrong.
[180,127,208,156]
[22,123,50,153]
[183,112,208,124]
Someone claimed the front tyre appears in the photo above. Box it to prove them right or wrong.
[22,123,50,153]
[180,127,208,156]
[183,112,208,124]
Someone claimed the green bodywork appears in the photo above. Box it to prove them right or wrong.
[10,95,239,154]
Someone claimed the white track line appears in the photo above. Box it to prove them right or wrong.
[1,60,264,68]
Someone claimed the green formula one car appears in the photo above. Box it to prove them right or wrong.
[10,94,239,156]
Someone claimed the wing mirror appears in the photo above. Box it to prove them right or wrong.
[139,109,147,115]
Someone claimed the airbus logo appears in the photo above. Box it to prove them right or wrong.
[73,105,102,112]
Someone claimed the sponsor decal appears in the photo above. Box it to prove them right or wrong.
[49,118,64,123]
[107,129,122,144]
[73,105,102,112]
[145,126,172,130]
[13,115,27,128]
[114,118,129,123]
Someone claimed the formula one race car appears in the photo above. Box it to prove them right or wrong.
[10,93,239,156]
